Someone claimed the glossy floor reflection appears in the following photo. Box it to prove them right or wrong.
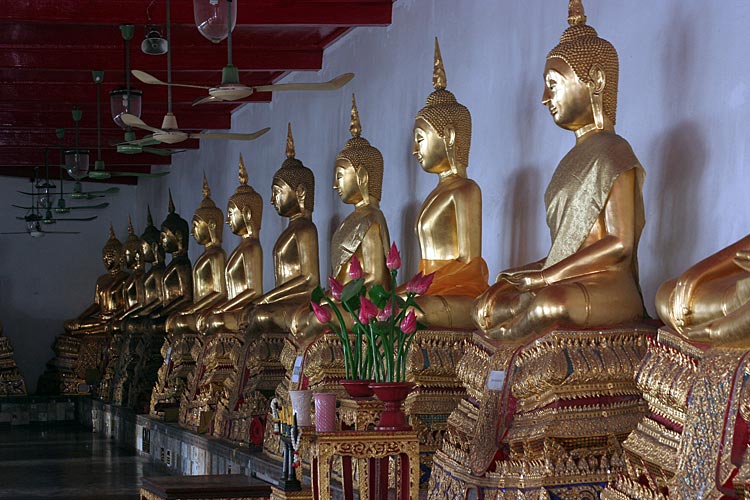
[0,424,171,500]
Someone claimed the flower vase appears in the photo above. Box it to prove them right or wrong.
[339,379,374,399]
[368,382,414,431]
[289,390,313,427]
[313,392,337,432]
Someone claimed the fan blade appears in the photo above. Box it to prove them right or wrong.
[120,114,164,134]
[132,70,212,90]
[142,147,184,156]
[252,73,354,93]
[190,127,270,141]
[117,136,160,147]
[67,203,109,210]
[44,231,81,234]
[11,204,34,210]
[192,95,221,106]
[0,232,32,235]
[54,216,98,222]
[106,171,170,178]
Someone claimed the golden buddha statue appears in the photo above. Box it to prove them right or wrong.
[134,207,167,319]
[144,192,193,319]
[408,38,489,330]
[166,176,227,336]
[655,240,750,344]
[118,216,147,321]
[290,94,390,345]
[240,124,320,334]
[64,225,129,334]
[183,155,264,432]
[471,2,646,339]
[200,154,264,334]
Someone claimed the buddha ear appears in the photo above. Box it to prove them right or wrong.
[442,125,456,149]
[355,166,370,205]
[588,64,606,130]
[295,184,307,211]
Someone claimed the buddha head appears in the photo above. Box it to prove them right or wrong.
[272,123,315,218]
[161,190,190,256]
[227,154,263,238]
[543,0,618,132]
[192,174,224,246]
[141,206,165,266]
[102,224,124,272]
[334,94,384,206]
[414,37,472,177]
[123,216,145,271]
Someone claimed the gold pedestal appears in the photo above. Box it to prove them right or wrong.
[39,332,111,395]
[213,332,286,445]
[98,331,126,401]
[0,335,26,395]
[180,331,244,433]
[149,332,200,422]
[429,325,652,499]
[602,328,750,500]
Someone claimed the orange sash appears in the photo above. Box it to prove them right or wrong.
[418,257,489,298]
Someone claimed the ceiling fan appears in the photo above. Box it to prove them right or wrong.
[131,0,354,105]
[123,0,270,145]
[13,170,99,226]
[111,24,181,157]
[1,219,80,239]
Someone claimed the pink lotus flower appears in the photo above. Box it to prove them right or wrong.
[405,271,435,295]
[386,242,401,270]
[401,310,417,335]
[328,276,343,301]
[358,296,378,324]
[377,299,398,322]
[349,255,363,280]
[311,301,331,324]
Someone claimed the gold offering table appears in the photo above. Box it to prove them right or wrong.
[310,430,420,500]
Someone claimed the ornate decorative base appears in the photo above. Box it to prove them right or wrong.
[429,325,652,499]
[149,332,200,422]
[179,331,245,434]
[38,333,110,395]
[0,335,26,395]
[269,486,312,500]
[602,328,750,500]
[212,332,286,445]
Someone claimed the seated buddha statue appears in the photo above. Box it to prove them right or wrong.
[290,94,390,348]
[182,155,264,432]
[118,216,147,322]
[656,239,750,344]
[165,176,227,337]
[407,38,489,330]
[130,206,167,322]
[200,154,264,335]
[471,1,646,340]
[64,225,129,334]
[144,192,193,320]
[240,124,320,335]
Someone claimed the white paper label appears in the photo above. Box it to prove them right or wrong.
[291,355,304,383]
[487,370,506,391]
[165,347,172,365]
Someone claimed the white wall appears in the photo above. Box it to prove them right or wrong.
[0,176,137,392]
[9,0,750,391]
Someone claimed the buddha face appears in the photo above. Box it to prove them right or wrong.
[271,179,299,217]
[102,250,119,271]
[160,227,178,253]
[542,58,594,131]
[333,159,363,205]
[413,117,450,174]
[192,216,212,245]
[140,240,156,263]
[226,201,249,236]
[124,246,142,269]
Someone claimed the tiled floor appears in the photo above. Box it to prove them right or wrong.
[0,424,171,499]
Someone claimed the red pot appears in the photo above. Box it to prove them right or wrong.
[368,382,415,431]
[339,379,375,399]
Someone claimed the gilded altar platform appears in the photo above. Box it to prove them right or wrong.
[429,325,653,499]
[602,328,750,500]
[38,333,110,395]
[0,334,26,396]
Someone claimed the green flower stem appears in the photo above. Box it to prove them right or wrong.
[322,297,354,379]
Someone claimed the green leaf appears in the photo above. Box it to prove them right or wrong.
[368,284,389,308]
[341,278,365,303]
[311,286,325,304]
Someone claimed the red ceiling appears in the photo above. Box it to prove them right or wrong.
[0,0,393,183]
